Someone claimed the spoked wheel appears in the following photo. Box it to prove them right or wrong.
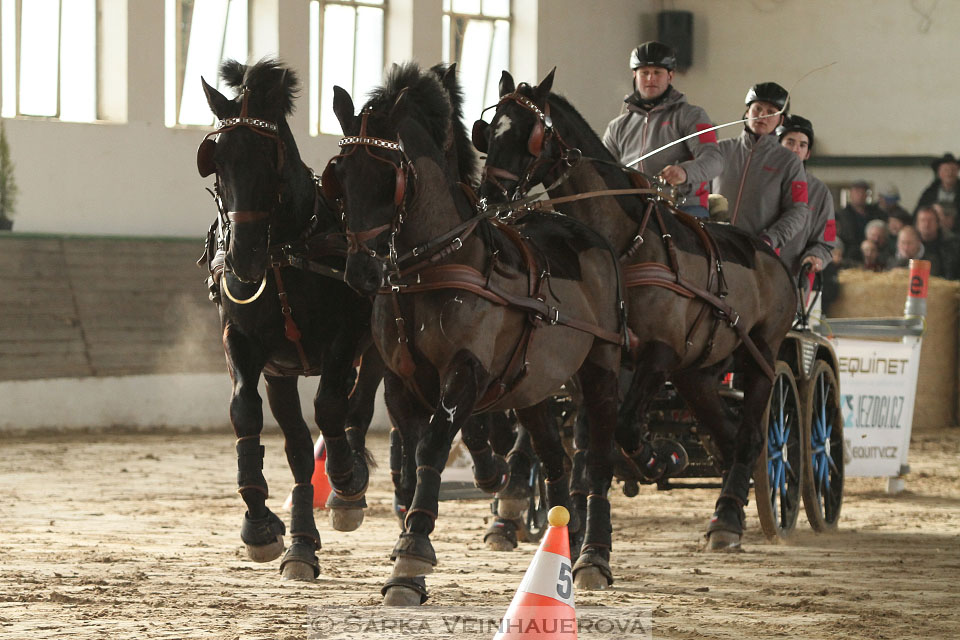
[754,362,803,539]
[523,459,549,542]
[801,360,844,531]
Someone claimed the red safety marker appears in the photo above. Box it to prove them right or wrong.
[904,259,930,318]
[283,436,332,510]
[493,506,577,639]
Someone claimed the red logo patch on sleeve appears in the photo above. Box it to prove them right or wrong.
[823,219,837,241]
[696,123,718,144]
[791,181,808,204]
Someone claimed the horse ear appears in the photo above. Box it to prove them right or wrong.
[202,76,232,119]
[390,89,412,121]
[442,63,457,86]
[499,70,515,97]
[534,67,556,101]
[332,85,355,135]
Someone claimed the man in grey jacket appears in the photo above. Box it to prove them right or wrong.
[777,115,836,276]
[602,41,723,217]
[713,82,809,263]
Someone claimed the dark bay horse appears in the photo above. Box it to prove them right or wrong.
[476,70,797,586]
[197,59,381,581]
[326,63,623,605]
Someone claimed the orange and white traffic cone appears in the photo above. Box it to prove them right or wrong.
[283,436,332,510]
[493,506,577,639]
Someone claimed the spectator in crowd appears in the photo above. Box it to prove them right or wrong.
[876,183,911,222]
[932,202,956,236]
[860,239,884,272]
[886,209,911,243]
[887,225,925,270]
[864,218,893,265]
[915,153,960,213]
[603,41,722,217]
[713,82,808,262]
[837,179,883,262]
[777,114,835,275]
[914,206,958,279]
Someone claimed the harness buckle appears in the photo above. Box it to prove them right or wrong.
[450,237,463,252]
[548,307,560,325]
[728,312,740,327]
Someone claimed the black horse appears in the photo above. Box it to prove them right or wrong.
[198,59,381,581]
[327,63,623,605]
[475,70,798,587]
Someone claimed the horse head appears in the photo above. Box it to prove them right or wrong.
[328,63,462,295]
[200,59,300,286]
[475,68,564,203]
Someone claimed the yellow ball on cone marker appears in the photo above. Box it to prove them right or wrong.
[493,505,577,639]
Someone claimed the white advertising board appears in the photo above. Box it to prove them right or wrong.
[831,337,922,477]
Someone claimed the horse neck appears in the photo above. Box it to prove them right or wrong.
[273,127,321,241]
[396,159,468,253]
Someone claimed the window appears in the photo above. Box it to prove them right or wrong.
[309,0,385,136]
[0,0,98,121]
[165,0,249,127]
[442,0,510,125]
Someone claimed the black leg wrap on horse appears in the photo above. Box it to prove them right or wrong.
[241,509,285,546]
[289,485,321,547]
[327,450,369,501]
[582,495,612,555]
[572,549,614,586]
[389,429,403,486]
[544,473,579,532]
[279,539,320,578]
[390,532,438,566]
[403,466,442,533]
[483,518,519,549]
[707,462,751,535]
[499,452,533,500]
[472,451,510,494]
[381,576,428,604]
[236,439,268,495]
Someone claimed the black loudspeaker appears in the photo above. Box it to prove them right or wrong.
[657,10,693,70]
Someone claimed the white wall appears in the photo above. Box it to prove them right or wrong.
[1,0,951,233]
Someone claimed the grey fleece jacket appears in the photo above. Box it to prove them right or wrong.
[781,171,836,275]
[713,129,810,255]
[602,87,723,208]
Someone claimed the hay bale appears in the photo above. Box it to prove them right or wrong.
[829,268,960,430]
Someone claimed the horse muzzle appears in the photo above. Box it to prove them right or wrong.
[344,252,385,296]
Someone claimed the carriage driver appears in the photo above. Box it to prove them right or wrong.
[712,82,809,263]
[777,115,836,275]
[602,41,723,218]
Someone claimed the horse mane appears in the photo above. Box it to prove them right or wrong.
[219,58,300,116]
[366,62,452,157]
[429,63,479,187]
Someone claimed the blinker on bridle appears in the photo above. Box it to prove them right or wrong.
[322,109,415,264]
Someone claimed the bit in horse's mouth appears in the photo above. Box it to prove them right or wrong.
[221,270,268,305]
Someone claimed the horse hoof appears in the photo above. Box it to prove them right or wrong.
[281,560,318,582]
[392,555,434,578]
[485,532,516,551]
[245,536,284,563]
[573,566,609,591]
[706,530,743,552]
[329,507,365,532]
[383,585,425,606]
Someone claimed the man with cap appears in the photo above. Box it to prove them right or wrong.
[777,114,835,275]
[603,41,723,217]
[877,183,911,222]
[836,179,883,262]
[915,153,960,213]
[712,82,809,264]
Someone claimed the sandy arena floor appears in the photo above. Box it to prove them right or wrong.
[0,426,958,639]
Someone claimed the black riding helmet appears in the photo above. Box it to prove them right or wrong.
[630,41,677,71]
[744,82,789,111]
[777,114,815,150]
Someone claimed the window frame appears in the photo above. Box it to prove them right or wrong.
[441,0,512,119]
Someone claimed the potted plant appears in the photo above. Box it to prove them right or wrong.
[0,118,17,231]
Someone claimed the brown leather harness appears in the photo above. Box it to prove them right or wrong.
[332,118,626,412]
[478,91,777,381]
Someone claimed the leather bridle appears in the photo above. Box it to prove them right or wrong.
[322,110,416,266]
[476,86,580,201]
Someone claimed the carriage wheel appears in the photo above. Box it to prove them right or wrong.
[801,360,844,531]
[754,362,803,539]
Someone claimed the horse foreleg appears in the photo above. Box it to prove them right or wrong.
[344,343,385,444]
[383,350,486,607]
[571,349,620,591]
[461,413,510,494]
[264,375,320,581]
[485,423,535,550]
[224,326,285,563]
[384,370,427,528]
[314,335,369,532]
[705,342,774,552]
